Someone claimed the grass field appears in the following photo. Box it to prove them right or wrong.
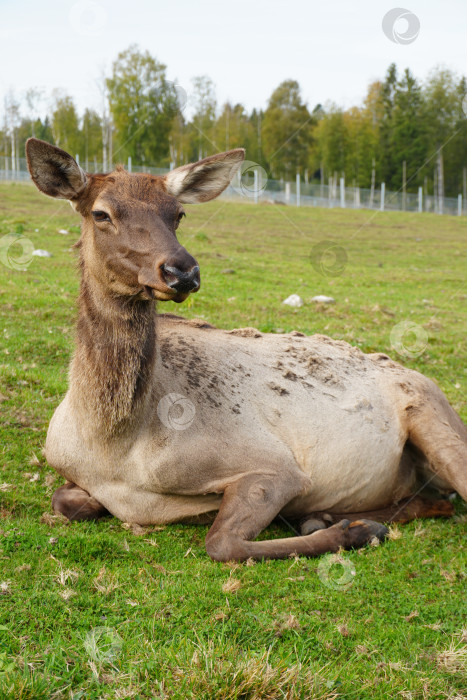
[0,181,466,699]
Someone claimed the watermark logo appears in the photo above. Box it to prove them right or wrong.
[69,1,107,37]
[245,480,277,507]
[317,553,356,591]
[84,626,123,665]
[462,95,467,118]
[390,320,428,359]
[157,392,196,431]
[310,240,348,277]
[232,161,268,199]
[165,82,189,116]
[382,8,420,45]
[0,233,35,271]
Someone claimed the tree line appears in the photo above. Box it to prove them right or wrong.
[2,45,467,198]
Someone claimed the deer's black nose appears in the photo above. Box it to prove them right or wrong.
[161,264,200,293]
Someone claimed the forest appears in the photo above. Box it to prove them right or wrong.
[2,45,467,197]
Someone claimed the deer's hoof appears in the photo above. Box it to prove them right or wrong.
[343,519,389,549]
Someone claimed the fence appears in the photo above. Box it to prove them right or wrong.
[1,156,465,217]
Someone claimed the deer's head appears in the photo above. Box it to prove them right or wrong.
[26,139,244,303]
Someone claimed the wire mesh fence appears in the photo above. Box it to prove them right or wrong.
[1,156,465,216]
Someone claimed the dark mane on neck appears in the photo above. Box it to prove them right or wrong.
[71,270,156,436]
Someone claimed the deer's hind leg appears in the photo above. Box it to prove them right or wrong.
[300,496,454,535]
[205,472,388,562]
[404,376,467,502]
[52,482,110,521]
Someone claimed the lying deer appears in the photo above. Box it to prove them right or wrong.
[26,138,466,561]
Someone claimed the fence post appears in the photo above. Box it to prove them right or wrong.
[296,173,300,207]
[285,182,291,204]
[380,183,385,211]
[128,156,132,172]
[418,187,423,213]
[254,169,259,204]
[458,194,462,216]
[340,177,345,208]
[355,186,360,209]
[402,160,407,211]
[75,154,80,165]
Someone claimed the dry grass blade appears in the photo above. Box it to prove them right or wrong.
[93,566,119,594]
[436,641,467,673]
[222,577,242,594]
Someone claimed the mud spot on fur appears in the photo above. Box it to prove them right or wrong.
[399,382,416,396]
[159,313,215,330]
[283,370,297,381]
[268,382,289,396]
[349,346,365,359]
[186,318,215,329]
[226,327,262,338]
[344,397,373,412]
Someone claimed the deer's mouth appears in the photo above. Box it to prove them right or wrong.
[141,285,191,303]
[138,263,199,303]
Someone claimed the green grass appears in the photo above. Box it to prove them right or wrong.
[0,182,466,699]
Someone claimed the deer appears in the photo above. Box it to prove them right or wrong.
[25,138,467,562]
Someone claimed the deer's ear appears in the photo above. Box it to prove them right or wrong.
[164,149,245,203]
[26,138,87,200]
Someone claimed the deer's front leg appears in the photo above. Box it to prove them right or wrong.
[52,482,110,521]
[205,473,388,562]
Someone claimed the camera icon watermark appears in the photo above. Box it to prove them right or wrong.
[69,1,107,37]
[0,233,35,271]
[462,95,467,118]
[390,320,428,359]
[317,552,356,591]
[382,8,420,45]
[232,161,268,199]
[84,626,123,665]
[165,82,189,116]
[157,392,196,431]
[310,240,348,277]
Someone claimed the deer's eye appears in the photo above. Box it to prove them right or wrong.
[92,210,111,223]
[176,211,186,227]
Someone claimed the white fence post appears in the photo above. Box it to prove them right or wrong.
[380,183,385,211]
[128,156,132,172]
[418,187,423,213]
[355,186,360,208]
[254,169,259,204]
[296,173,300,207]
[340,177,345,208]
[458,194,462,216]
[75,154,80,165]
[285,182,291,204]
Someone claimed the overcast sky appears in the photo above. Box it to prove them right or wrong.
[1,0,466,119]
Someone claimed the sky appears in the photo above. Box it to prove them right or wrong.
[1,0,466,120]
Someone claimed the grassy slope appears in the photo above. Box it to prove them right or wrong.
[0,182,466,699]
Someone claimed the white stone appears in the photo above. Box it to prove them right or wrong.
[32,249,52,258]
[283,294,304,308]
[311,295,335,304]
[58,228,69,235]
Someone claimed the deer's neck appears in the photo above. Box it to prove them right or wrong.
[70,270,157,436]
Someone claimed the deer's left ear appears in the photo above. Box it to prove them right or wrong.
[26,138,87,200]
[164,149,245,203]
